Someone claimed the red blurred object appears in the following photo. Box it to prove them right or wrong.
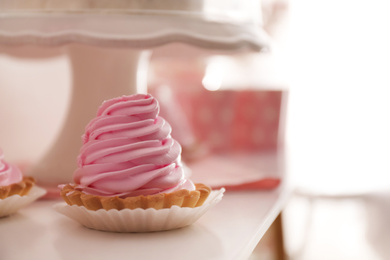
[212,178,281,191]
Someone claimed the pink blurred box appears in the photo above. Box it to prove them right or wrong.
[185,89,282,152]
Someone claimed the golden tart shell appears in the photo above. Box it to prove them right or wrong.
[60,183,211,211]
[0,176,35,199]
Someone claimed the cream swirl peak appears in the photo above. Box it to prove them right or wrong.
[0,149,23,187]
[73,94,195,197]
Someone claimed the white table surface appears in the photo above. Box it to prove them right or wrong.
[0,184,289,260]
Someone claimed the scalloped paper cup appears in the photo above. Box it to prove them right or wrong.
[54,188,225,232]
[0,186,47,217]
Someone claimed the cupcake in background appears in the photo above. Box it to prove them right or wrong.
[0,148,35,199]
[56,94,224,232]
[0,148,46,217]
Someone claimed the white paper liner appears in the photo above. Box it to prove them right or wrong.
[0,186,47,217]
[54,188,225,232]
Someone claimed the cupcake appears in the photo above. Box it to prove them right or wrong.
[57,94,223,232]
[0,150,34,199]
[0,148,46,217]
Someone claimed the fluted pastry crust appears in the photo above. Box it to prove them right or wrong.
[0,176,35,199]
[60,183,211,211]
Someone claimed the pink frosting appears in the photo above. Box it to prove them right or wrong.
[0,149,23,187]
[73,94,195,197]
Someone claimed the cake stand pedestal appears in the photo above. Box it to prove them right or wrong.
[28,45,151,193]
[0,8,269,193]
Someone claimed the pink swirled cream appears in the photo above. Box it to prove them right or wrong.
[60,94,210,210]
[0,149,23,187]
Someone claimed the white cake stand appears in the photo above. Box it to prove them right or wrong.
[0,3,269,195]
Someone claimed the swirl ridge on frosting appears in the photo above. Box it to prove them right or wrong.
[73,94,195,197]
[0,149,23,187]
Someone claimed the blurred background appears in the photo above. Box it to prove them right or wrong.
[1,0,390,259]
[271,0,390,260]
